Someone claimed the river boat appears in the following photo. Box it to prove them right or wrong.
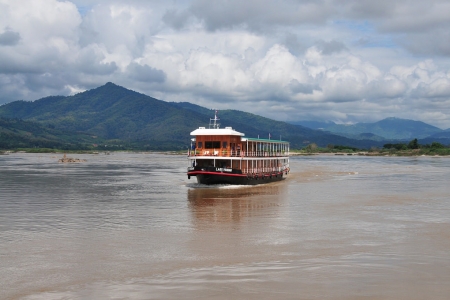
[187,111,290,185]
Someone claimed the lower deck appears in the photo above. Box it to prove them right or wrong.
[187,155,290,185]
[188,156,289,175]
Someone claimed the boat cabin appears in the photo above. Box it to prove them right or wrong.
[189,126,289,175]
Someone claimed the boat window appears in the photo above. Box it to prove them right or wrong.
[222,141,227,148]
[197,142,202,148]
[205,141,220,149]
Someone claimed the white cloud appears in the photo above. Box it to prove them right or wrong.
[0,0,450,128]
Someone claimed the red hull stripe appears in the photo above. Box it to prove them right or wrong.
[187,171,284,177]
[187,171,246,177]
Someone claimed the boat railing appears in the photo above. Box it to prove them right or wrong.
[189,150,288,157]
[241,165,289,175]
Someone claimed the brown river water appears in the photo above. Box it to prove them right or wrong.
[1,153,449,299]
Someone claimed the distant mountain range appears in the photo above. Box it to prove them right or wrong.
[0,82,449,150]
[293,118,450,143]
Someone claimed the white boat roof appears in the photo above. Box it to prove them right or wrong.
[190,127,244,136]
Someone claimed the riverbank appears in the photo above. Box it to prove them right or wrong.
[290,149,450,157]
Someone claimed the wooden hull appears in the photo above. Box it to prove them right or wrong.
[188,170,286,185]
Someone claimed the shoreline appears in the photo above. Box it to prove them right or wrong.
[290,152,450,157]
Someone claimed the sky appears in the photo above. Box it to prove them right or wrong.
[1,0,450,129]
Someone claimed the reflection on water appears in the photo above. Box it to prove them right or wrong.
[188,184,285,226]
[1,153,450,300]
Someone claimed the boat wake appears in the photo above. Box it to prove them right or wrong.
[185,182,249,189]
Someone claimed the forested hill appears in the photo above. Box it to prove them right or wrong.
[0,82,383,150]
[0,117,98,150]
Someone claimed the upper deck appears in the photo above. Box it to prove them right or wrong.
[189,110,289,158]
[189,129,289,158]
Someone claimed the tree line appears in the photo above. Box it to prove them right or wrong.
[383,139,446,150]
[300,138,449,155]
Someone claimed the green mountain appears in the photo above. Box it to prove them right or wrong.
[0,82,384,150]
[0,83,206,141]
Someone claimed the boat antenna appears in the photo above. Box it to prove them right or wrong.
[209,109,220,129]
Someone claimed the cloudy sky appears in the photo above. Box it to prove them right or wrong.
[1,0,450,128]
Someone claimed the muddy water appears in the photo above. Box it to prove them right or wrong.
[1,153,449,299]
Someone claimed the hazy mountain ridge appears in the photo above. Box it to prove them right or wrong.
[289,120,336,130]
[295,117,444,141]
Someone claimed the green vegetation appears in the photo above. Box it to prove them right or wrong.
[293,139,450,156]
[382,139,450,156]
[294,144,367,155]
[0,117,98,150]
